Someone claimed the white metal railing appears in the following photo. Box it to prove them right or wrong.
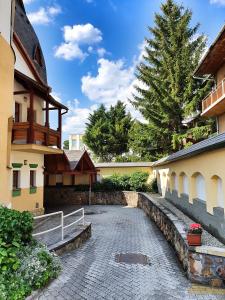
[33,208,85,241]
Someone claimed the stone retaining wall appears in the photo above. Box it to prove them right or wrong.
[138,193,225,288]
[44,187,138,207]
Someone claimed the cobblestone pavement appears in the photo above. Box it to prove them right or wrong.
[37,206,225,300]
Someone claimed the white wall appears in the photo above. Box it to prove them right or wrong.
[13,42,36,80]
[0,0,13,43]
[196,174,206,201]
[11,151,44,190]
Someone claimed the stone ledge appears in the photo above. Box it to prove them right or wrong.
[49,223,91,256]
[138,193,225,289]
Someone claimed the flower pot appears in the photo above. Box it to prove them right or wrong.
[187,233,202,246]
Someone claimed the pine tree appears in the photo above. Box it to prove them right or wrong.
[131,0,213,158]
[83,101,133,161]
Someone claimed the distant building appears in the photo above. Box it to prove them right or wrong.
[69,134,86,151]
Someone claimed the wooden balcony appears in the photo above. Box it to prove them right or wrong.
[202,79,225,117]
[12,122,61,149]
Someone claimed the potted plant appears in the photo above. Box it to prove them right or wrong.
[187,223,203,246]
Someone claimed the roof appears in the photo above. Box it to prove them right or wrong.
[194,24,225,76]
[14,0,47,84]
[95,162,153,168]
[15,70,68,110]
[153,132,225,167]
[64,150,85,170]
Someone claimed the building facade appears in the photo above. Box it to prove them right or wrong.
[69,134,86,151]
[153,25,225,242]
[0,0,68,215]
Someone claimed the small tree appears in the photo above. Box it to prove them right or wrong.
[63,140,69,150]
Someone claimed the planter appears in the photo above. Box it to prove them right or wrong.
[187,233,202,246]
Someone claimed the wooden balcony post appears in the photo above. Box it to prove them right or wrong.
[57,108,62,148]
[45,101,50,127]
[28,91,34,143]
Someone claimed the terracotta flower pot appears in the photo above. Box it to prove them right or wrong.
[187,233,202,246]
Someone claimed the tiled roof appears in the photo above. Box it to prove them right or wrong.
[153,132,225,166]
[64,150,85,170]
[15,0,47,84]
[95,162,153,168]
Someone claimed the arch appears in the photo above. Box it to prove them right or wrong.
[192,172,206,201]
[179,172,189,195]
[211,175,224,209]
[170,172,178,192]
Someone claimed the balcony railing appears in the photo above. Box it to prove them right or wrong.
[202,79,225,113]
[12,122,61,148]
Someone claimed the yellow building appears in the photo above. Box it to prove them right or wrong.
[95,162,153,183]
[0,0,68,215]
[153,25,225,243]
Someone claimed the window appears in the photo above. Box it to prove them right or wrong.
[13,170,20,189]
[34,45,43,67]
[30,170,36,188]
[15,102,21,122]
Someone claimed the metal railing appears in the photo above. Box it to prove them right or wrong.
[202,79,225,112]
[33,208,85,241]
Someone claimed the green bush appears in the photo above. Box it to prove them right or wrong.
[0,207,61,300]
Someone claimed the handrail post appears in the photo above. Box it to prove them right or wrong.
[61,212,64,241]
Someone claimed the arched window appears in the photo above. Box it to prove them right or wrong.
[195,173,206,201]
[212,176,224,209]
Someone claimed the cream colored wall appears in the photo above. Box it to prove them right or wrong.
[14,81,44,124]
[98,166,153,183]
[48,174,90,186]
[75,174,90,185]
[0,35,15,207]
[218,113,225,133]
[154,148,225,214]
[216,62,225,84]
[12,41,36,80]
[11,151,44,211]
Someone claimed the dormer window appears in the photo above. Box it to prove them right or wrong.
[34,45,43,67]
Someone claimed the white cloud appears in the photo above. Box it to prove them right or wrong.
[55,23,102,61]
[27,5,61,25]
[55,42,87,61]
[63,24,102,44]
[63,100,98,134]
[210,0,225,5]
[23,0,35,4]
[63,41,147,134]
[97,47,107,57]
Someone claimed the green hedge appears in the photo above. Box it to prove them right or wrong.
[74,171,150,192]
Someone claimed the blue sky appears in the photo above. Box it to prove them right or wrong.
[23,0,225,141]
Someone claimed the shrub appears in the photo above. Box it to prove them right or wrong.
[0,207,61,300]
[148,178,158,193]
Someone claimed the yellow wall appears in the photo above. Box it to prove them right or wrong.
[154,147,225,214]
[0,35,15,207]
[98,166,153,183]
[11,151,44,213]
[48,174,90,186]
[12,187,43,213]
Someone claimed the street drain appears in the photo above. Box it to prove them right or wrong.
[115,253,150,266]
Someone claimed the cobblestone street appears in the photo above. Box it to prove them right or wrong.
[37,206,225,300]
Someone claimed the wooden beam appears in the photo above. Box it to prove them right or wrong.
[28,91,34,143]
[14,90,30,95]
[42,107,58,111]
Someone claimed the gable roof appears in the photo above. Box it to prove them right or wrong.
[64,150,85,170]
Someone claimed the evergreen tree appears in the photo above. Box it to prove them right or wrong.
[83,101,133,162]
[131,0,213,158]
